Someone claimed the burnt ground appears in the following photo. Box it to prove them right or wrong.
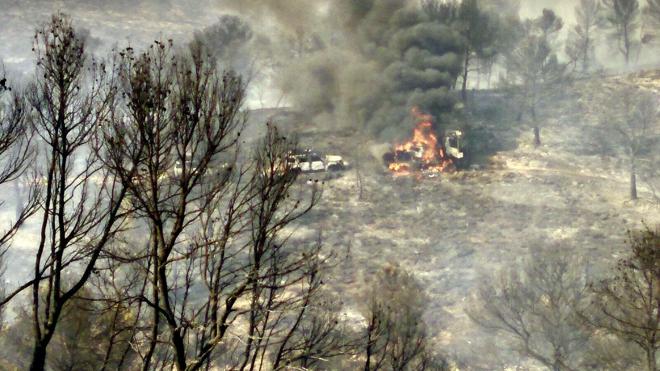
[286,71,660,369]
[2,5,659,365]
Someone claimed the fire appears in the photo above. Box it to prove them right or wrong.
[388,162,412,177]
[385,107,454,177]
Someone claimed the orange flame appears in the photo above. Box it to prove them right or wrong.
[387,107,453,176]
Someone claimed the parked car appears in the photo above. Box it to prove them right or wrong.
[286,149,349,174]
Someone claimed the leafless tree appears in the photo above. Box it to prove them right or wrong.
[594,84,659,200]
[0,14,128,370]
[468,248,591,371]
[98,37,342,370]
[0,66,39,329]
[350,128,370,201]
[601,0,641,66]
[644,0,660,42]
[565,0,603,73]
[363,263,444,371]
[455,0,500,103]
[0,282,136,370]
[502,29,567,147]
[247,282,350,370]
[0,70,39,253]
[581,226,660,371]
[240,233,350,371]
[99,38,244,370]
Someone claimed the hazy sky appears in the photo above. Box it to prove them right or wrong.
[0,0,654,108]
[0,1,583,74]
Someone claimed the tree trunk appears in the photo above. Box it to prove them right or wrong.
[172,329,188,371]
[582,28,591,72]
[364,317,374,371]
[631,167,638,200]
[143,244,160,371]
[29,307,61,371]
[647,346,656,371]
[357,166,364,201]
[461,51,470,103]
[29,341,48,371]
[364,345,372,371]
[476,67,481,89]
[533,126,541,147]
[487,67,492,89]
[531,106,540,146]
[552,348,562,371]
[624,24,630,66]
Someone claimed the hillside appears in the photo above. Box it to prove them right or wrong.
[284,70,660,369]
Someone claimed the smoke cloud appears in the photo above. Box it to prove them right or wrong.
[214,0,464,139]
[4,0,648,138]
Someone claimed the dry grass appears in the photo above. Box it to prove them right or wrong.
[292,72,660,367]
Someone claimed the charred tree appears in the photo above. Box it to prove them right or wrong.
[582,227,660,371]
[501,9,565,147]
[602,0,641,66]
[594,84,658,201]
[566,0,603,73]
[100,39,245,370]
[0,68,39,341]
[0,68,39,305]
[100,38,337,370]
[4,14,128,371]
[362,264,444,371]
[456,0,500,104]
[502,30,566,147]
[468,248,590,370]
[646,0,660,39]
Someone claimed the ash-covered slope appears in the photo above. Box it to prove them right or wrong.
[288,70,660,368]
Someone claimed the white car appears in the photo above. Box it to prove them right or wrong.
[172,160,194,177]
[287,151,348,173]
[324,155,349,171]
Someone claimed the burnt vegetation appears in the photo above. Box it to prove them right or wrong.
[0,0,659,370]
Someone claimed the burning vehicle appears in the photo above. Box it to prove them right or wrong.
[383,107,464,176]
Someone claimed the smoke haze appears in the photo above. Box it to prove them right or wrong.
[0,0,656,137]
